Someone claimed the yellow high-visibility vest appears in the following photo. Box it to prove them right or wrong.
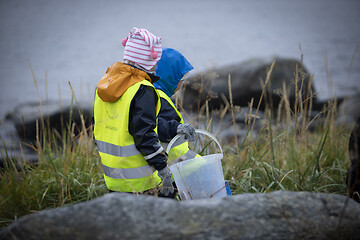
[156,90,199,163]
[94,80,162,192]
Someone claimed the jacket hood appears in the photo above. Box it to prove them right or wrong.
[97,62,151,102]
[154,48,193,97]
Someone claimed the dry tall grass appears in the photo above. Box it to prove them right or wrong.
[0,59,353,229]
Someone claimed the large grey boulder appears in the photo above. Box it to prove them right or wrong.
[181,107,265,146]
[181,58,317,112]
[337,93,360,126]
[1,191,359,240]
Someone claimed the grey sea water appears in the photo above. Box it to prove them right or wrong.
[0,0,359,119]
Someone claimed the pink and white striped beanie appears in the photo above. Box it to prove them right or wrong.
[122,27,162,71]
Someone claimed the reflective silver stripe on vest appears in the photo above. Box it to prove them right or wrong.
[183,150,198,160]
[171,150,198,164]
[102,164,155,179]
[95,140,141,157]
[160,136,187,151]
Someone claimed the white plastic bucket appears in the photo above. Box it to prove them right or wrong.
[167,129,227,200]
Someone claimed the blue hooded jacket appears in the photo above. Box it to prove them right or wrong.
[154,48,194,97]
[154,48,193,142]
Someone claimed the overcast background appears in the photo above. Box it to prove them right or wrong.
[0,0,359,119]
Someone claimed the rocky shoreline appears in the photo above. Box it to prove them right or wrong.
[1,57,360,239]
[1,57,359,168]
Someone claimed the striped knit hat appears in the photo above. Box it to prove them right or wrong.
[122,27,162,71]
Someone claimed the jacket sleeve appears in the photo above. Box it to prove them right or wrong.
[346,117,360,200]
[157,98,181,143]
[129,84,167,171]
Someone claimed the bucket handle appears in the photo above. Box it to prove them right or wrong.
[166,129,223,156]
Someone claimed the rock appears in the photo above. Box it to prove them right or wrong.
[337,93,360,126]
[1,191,359,240]
[184,107,264,146]
[181,57,316,112]
[0,119,38,169]
[6,100,93,142]
[1,100,93,167]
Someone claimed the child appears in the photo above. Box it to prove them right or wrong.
[154,48,198,162]
[93,28,174,197]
